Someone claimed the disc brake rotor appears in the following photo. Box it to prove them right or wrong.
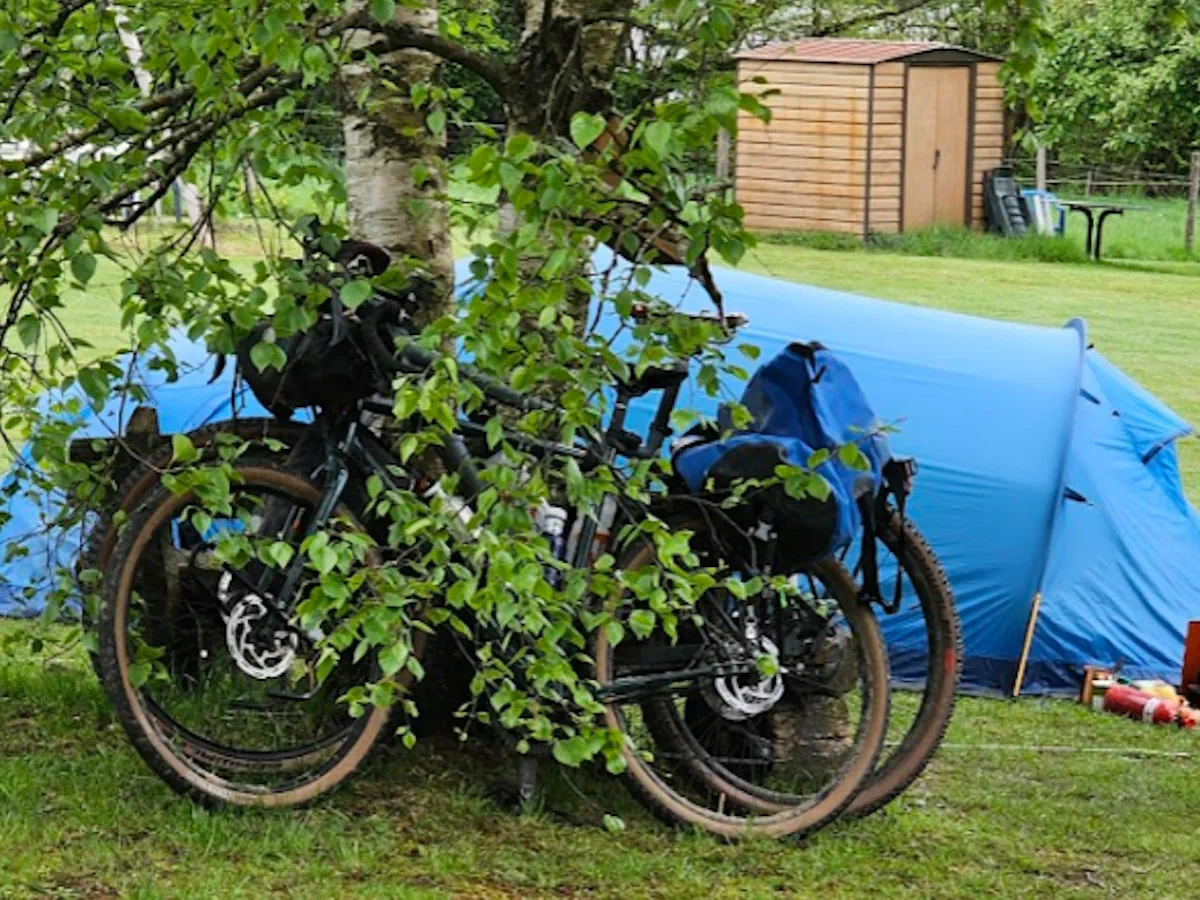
[225,594,298,680]
[702,635,786,721]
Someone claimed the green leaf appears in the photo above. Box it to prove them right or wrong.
[643,121,673,157]
[604,619,624,646]
[341,279,373,308]
[77,368,108,406]
[127,662,151,687]
[28,207,59,235]
[250,340,287,372]
[70,253,97,285]
[484,416,503,450]
[570,112,606,149]
[379,641,409,677]
[310,543,338,575]
[16,315,40,349]
[369,0,396,25]
[171,433,199,464]
[838,441,870,471]
[755,653,779,677]
[552,736,588,767]
[628,608,656,640]
[603,813,626,833]
[426,108,446,134]
[267,541,294,569]
[498,161,522,196]
[506,133,535,162]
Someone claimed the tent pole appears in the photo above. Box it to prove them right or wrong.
[1012,592,1043,698]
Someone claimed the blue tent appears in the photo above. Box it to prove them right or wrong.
[0,340,285,615]
[3,258,1198,695]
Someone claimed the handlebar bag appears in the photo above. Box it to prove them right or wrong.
[234,253,437,420]
[236,313,381,420]
[673,341,892,570]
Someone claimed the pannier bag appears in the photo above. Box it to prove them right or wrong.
[673,341,893,573]
[235,239,434,420]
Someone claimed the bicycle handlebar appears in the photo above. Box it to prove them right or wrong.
[362,317,552,414]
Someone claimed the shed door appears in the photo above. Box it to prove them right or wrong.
[903,67,970,230]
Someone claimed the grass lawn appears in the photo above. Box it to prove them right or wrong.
[1055,195,1197,264]
[2,623,1199,899]
[2,623,1200,898]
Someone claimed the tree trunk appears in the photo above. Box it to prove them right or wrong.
[341,2,463,733]
[500,0,634,331]
[510,1,633,137]
[341,0,454,319]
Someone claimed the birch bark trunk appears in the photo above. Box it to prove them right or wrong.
[341,0,454,319]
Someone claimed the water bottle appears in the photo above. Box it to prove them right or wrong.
[535,502,568,587]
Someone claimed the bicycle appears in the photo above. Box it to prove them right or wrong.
[95,300,896,838]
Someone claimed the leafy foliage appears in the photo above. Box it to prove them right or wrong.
[1026,0,1200,170]
[0,0,813,768]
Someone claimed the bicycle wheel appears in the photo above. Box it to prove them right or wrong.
[844,507,960,818]
[80,420,312,678]
[592,518,890,840]
[96,465,424,807]
[633,508,960,822]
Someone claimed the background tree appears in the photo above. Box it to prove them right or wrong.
[1025,0,1200,172]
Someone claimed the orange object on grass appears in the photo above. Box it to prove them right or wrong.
[1183,621,1200,705]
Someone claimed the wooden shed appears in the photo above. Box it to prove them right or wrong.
[734,39,1006,237]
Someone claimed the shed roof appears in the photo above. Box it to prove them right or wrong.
[736,38,1001,65]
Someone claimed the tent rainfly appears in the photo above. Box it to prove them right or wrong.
[3,257,1198,696]
[735,38,1007,237]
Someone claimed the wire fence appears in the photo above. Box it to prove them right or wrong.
[1003,156,1196,199]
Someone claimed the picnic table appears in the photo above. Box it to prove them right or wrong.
[1057,199,1144,261]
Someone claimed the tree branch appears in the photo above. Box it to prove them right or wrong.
[368,14,511,94]
[13,6,367,172]
[812,0,943,38]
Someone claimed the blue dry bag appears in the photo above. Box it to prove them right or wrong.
[673,342,893,572]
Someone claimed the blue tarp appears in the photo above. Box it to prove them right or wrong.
[3,257,1198,695]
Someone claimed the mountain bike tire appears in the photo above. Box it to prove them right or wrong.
[593,523,890,840]
[96,464,423,807]
[845,508,961,818]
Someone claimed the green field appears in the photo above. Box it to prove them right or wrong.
[757,196,1199,266]
[4,241,1200,897]
[1056,195,1197,264]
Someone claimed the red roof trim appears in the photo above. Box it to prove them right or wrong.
[736,38,1001,65]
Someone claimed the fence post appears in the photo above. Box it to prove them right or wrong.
[715,128,731,183]
[1187,150,1199,255]
[1084,169,1093,197]
[1036,145,1047,192]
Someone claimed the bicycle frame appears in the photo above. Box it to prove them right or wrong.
[247,366,770,704]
